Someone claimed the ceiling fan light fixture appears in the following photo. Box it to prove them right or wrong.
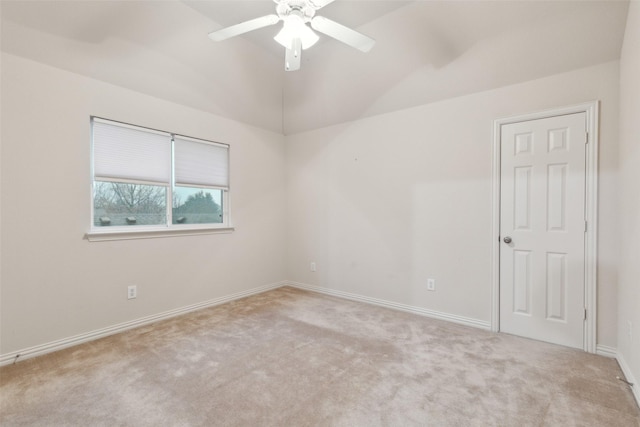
[274,15,319,50]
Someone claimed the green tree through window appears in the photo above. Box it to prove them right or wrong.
[172,190,222,224]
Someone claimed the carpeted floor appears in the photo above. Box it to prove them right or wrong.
[1,286,638,426]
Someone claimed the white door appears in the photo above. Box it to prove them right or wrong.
[499,112,587,349]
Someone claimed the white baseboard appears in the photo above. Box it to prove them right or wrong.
[286,281,491,330]
[0,281,286,367]
[616,352,640,408]
[596,344,618,358]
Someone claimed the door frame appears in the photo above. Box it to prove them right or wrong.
[490,101,599,353]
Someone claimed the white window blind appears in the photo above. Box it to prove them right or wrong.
[174,136,229,189]
[93,119,171,185]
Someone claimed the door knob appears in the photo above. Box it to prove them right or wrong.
[503,236,512,244]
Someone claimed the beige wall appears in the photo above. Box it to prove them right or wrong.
[0,53,287,355]
[286,61,620,348]
[0,54,628,359]
[617,0,640,397]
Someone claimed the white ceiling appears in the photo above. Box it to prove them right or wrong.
[0,0,630,135]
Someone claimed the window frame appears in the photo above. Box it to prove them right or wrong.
[86,117,233,242]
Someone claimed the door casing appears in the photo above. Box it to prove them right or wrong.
[491,101,599,353]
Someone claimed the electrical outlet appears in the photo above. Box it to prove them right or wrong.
[310,262,317,272]
[127,285,137,300]
[427,278,436,291]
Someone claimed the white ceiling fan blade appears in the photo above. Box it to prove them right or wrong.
[208,14,279,42]
[310,16,375,53]
[308,0,336,10]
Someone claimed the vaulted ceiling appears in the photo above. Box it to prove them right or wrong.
[0,0,629,134]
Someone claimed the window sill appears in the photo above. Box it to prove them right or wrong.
[85,226,235,242]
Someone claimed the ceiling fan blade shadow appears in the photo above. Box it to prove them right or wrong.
[310,16,375,52]
[208,14,280,41]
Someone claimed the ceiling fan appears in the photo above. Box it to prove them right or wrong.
[208,0,375,71]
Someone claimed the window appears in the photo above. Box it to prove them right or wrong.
[90,118,230,237]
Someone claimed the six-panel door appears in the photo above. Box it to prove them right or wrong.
[499,112,587,349]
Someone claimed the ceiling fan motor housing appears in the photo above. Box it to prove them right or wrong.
[275,0,317,22]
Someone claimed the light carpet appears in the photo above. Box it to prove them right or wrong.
[1,286,638,426]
